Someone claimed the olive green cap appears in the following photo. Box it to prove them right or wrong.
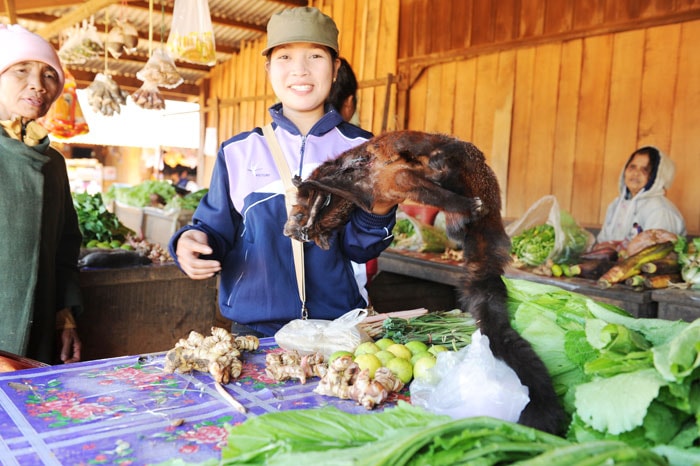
[262,7,339,56]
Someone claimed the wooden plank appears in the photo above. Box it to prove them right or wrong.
[3,0,16,23]
[669,20,700,234]
[494,0,518,41]
[453,0,473,48]
[571,34,613,224]
[452,59,477,141]
[600,29,645,223]
[407,68,428,130]
[638,23,681,150]
[473,51,515,208]
[377,0,399,132]
[544,0,574,33]
[526,43,561,204]
[361,0,380,133]
[551,39,582,214]
[507,46,535,216]
[471,0,495,45]
[519,0,545,38]
[572,0,606,29]
[423,65,443,133]
[35,0,118,39]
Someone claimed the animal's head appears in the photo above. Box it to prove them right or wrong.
[283,176,355,250]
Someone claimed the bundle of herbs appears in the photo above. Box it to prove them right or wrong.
[378,309,477,350]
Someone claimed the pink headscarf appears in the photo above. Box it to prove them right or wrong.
[0,24,65,99]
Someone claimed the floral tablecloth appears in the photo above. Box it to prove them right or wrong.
[0,338,407,465]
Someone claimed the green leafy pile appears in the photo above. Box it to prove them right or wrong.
[72,192,133,246]
[511,224,556,266]
[105,180,178,208]
[505,277,700,464]
[166,188,208,211]
[391,217,450,253]
[158,402,666,465]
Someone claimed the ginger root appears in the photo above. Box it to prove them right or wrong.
[314,356,404,409]
[163,327,259,383]
[265,350,327,384]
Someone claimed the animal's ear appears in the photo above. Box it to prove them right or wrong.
[298,179,373,211]
[292,175,303,187]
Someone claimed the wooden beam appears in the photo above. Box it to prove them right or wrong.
[1,0,81,15]
[2,0,17,23]
[35,0,118,40]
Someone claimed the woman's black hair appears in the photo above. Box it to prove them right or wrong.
[327,57,357,114]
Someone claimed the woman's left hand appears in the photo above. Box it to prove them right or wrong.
[59,328,82,363]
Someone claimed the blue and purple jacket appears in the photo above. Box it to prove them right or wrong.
[169,104,396,335]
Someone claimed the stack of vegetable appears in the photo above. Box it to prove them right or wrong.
[72,192,133,249]
[391,213,452,253]
[510,210,592,267]
[506,277,700,465]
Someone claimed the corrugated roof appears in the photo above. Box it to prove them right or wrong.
[1,0,307,101]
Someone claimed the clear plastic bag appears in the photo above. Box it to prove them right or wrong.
[136,47,183,89]
[166,0,216,66]
[505,195,594,265]
[274,309,372,358]
[410,330,530,422]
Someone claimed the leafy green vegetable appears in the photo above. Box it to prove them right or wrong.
[105,180,178,208]
[166,188,208,211]
[511,224,556,266]
[504,277,700,457]
[72,192,133,245]
[391,217,450,253]
[157,402,668,466]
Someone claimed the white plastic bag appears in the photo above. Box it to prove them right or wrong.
[505,195,594,265]
[274,308,372,358]
[166,0,216,66]
[410,330,530,422]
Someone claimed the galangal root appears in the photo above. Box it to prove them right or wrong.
[163,327,259,383]
[314,355,404,410]
[265,350,327,384]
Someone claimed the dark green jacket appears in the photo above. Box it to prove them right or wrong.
[0,130,82,363]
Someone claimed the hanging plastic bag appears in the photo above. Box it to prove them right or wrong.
[274,308,372,358]
[410,330,530,422]
[39,69,89,139]
[166,0,216,66]
[505,195,594,266]
[131,81,165,110]
[136,47,183,89]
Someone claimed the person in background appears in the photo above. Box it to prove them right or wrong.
[169,7,397,337]
[327,57,358,123]
[597,146,686,244]
[0,25,82,364]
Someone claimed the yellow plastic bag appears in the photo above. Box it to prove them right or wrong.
[166,0,216,66]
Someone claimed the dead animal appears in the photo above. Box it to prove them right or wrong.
[284,130,566,434]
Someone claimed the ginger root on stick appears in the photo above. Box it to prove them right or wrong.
[163,327,259,384]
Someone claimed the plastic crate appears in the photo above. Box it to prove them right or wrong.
[142,207,194,248]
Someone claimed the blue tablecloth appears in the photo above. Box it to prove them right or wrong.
[0,338,407,465]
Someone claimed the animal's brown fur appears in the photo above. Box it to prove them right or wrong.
[284,130,566,434]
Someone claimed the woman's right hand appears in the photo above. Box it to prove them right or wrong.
[175,230,222,279]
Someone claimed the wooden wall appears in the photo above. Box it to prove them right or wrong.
[202,0,700,234]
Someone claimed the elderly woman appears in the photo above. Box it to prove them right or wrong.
[0,25,82,364]
[597,146,686,243]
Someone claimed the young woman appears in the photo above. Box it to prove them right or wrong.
[0,24,82,364]
[597,146,686,243]
[170,7,396,337]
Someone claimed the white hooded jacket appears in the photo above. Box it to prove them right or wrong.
[597,147,686,243]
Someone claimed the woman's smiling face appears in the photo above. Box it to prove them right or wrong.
[0,61,61,122]
[624,152,652,197]
[266,43,337,123]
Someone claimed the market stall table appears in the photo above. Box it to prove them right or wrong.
[0,338,406,465]
[375,249,657,318]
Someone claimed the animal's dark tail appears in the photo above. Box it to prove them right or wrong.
[456,213,566,435]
